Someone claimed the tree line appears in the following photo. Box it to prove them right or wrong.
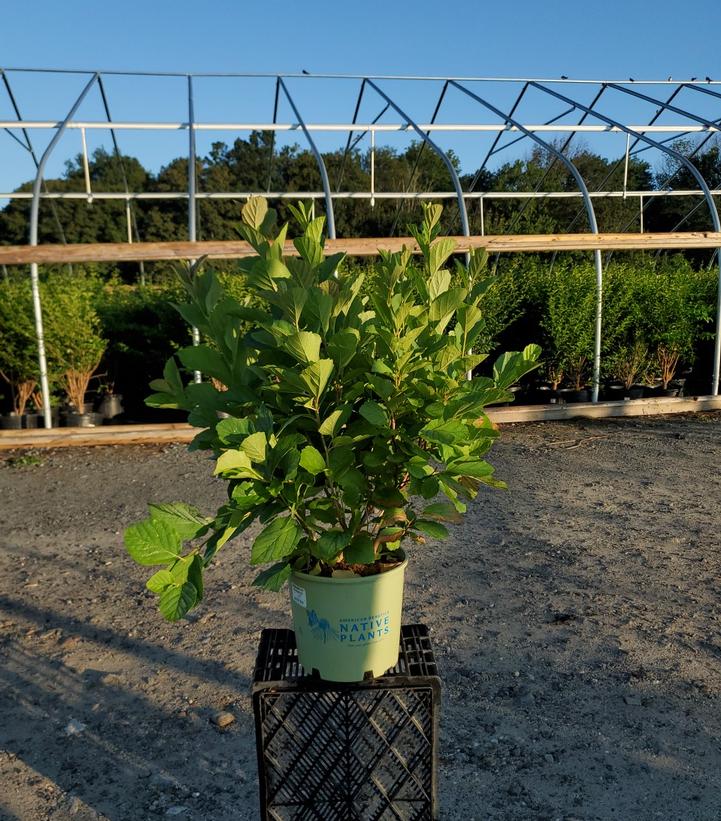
[1,130,719,265]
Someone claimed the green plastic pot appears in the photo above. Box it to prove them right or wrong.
[289,556,407,682]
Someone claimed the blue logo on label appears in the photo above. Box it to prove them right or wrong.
[307,609,338,643]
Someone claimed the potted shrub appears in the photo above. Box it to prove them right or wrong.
[0,277,39,429]
[97,381,125,421]
[607,340,650,399]
[543,261,638,403]
[542,265,595,402]
[635,262,711,395]
[43,273,107,427]
[124,199,540,682]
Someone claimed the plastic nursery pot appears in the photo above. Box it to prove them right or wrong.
[0,413,22,430]
[64,411,100,428]
[22,413,40,429]
[604,383,625,401]
[97,394,124,420]
[289,556,408,683]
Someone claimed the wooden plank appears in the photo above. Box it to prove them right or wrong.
[487,394,721,423]
[2,396,720,450]
[2,231,721,265]
[0,423,196,450]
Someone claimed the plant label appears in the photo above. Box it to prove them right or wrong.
[291,583,307,609]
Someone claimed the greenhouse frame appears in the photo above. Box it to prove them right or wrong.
[1,69,720,428]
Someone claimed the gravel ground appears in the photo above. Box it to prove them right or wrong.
[1,414,720,821]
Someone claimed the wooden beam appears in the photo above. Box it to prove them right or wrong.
[1,231,721,265]
[1,396,720,450]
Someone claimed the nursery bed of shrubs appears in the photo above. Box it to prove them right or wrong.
[0,251,716,428]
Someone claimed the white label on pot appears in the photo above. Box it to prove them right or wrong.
[291,583,307,609]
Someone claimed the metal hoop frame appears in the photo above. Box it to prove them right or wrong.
[1,70,720,426]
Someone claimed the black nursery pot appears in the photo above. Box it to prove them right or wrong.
[570,388,590,403]
[604,383,625,401]
[0,413,22,430]
[528,384,557,404]
[65,411,101,428]
[97,394,124,420]
[22,413,41,429]
[626,384,644,400]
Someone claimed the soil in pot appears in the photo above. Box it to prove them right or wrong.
[289,557,407,682]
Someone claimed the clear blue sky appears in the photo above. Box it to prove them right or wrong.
[2,0,720,198]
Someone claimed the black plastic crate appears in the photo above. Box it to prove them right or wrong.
[252,624,441,821]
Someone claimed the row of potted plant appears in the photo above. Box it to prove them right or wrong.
[1,245,716,425]
[511,256,714,401]
[0,273,109,428]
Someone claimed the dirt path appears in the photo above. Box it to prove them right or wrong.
[1,415,720,820]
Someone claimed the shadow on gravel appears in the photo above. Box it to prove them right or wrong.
[0,594,251,690]
[0,595,253,821]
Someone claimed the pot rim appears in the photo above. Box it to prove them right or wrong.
[290,555,407,586]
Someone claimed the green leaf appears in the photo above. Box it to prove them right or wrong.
[492,345,541,388]
[216,417,251,444]
[428,239,456,276]
[251,517,303,565]
[319,406,350,436]
[240,431,267,463]
[163,357,184,394]
[159,582,198,621]
[299,359,334,402]
[188,554,204,601]
[146,569,174,593]
[214,449,264,479]
[429,288,466,329]
[422,502,462,523]
[253,562,292,592]
[407,456,433,479]
[447,460,494,479]
[242,195,268,229]
[148,502,208,540]
[327,329,359,369]
[414,519,450,539]
[344,533,376,564]
[169,554,193,583]
[145,391,181,410]
[177,345,231,385]
[359,400,389,428]
[294,235,323,267]
[312,530,352,562]
[372,488,406,507]
[428,268,452,301]
[125,518,182,566]
[284,331,322,364]
[367,375,394,401]
[299,445,326,475]
[420,419,468,445]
